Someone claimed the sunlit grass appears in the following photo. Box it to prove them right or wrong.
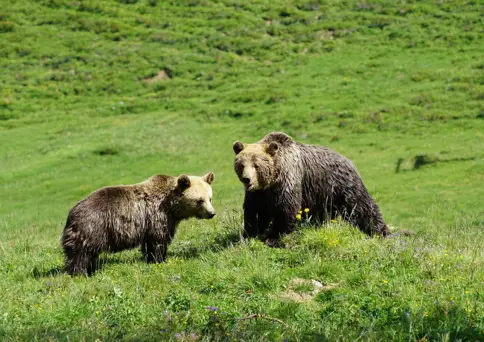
[1,0,483,340]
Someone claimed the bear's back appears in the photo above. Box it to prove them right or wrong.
[295,142,361,184]
[66,185,137,224]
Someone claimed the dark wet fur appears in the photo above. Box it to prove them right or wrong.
[238,132,390,241]
[62,175,192,276]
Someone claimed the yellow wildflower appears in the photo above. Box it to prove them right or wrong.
[296,214,302,220]
[304,208,310,213]
[330,220,337,223]
[298,210,302,214]
[424,312,428,317]
[382,279,388,284]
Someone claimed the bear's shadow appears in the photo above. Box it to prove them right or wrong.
[31,255,141,278]
[32,265,65,278]
[31,230,243,278]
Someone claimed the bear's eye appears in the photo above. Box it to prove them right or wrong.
[197,199,204,206]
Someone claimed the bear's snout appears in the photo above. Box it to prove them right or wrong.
[242,177,256,190]
[199,211,215,219]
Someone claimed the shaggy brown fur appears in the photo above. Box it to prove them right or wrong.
[61,173,215,276]
[233,132,389,244]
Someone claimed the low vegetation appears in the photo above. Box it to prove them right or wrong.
[1,0,483,340]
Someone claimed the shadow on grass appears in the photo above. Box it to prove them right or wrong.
[395,154,478,173]
[30,235,243,278]
[168,208,246,259]
[31,253,141,278]
[32,265,65,278]
[29,231,244,278]
[169,229,242,260]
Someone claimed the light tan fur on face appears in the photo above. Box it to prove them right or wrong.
[234,144,275,192]
[178,173,215,219]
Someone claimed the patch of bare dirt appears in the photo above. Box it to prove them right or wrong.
[276,278,339,303]
[144,69,172,83]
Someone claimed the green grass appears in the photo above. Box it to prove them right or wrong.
[1,0,483,340]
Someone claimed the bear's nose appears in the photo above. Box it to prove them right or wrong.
[208,212,216,219]
[241,177,251,185]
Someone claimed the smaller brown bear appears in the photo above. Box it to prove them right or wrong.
[233,132,389,245]
[61,172,215,275]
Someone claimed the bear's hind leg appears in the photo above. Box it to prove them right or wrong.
[354,214,389,237]
[344,199,389,237]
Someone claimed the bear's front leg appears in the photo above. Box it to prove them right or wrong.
[264,208,298,247]
[243,202,258,238]
[66,250,91,276]
[263,189,301,247]
[87,253,99,276]
[145,241,168,263]
[243,191,270,239]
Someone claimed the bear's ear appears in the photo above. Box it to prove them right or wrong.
[203,172,214,185]
[233,141,245,155]
[267,142,279,156]
[177,175,191,191]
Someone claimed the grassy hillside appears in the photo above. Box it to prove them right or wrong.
[1,0,483,340]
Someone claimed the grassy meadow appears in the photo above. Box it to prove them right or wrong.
[1,0,483,340]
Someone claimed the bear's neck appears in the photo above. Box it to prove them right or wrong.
[162,194,188,222]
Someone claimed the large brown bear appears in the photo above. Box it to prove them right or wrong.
[61,172,215,275]
[233,132,389,245]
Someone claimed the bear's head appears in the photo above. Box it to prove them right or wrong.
[232,141,279,192]
[175,172,215,219]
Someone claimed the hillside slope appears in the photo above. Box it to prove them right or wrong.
[0,0,483,340]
